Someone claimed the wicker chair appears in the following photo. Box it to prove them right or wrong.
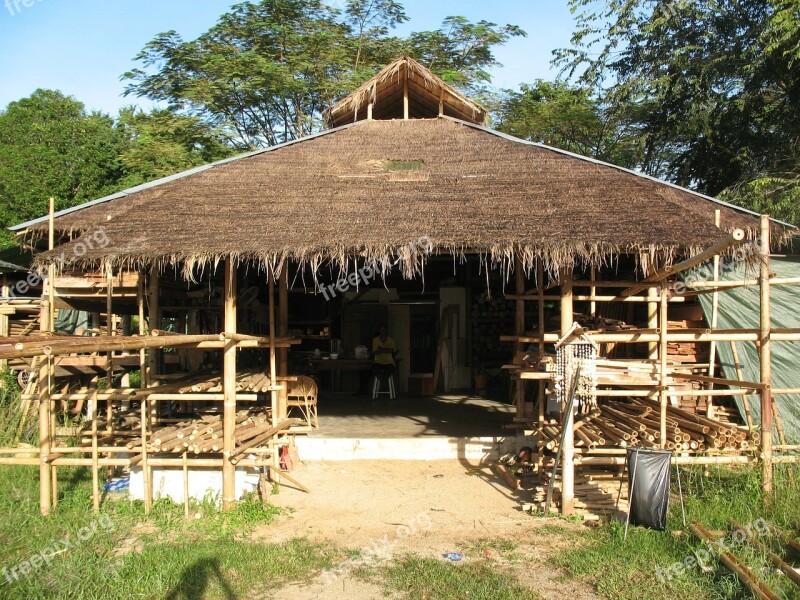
[286,375,319,428]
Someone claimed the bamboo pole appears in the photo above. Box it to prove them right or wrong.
[759,215,773,498]
[537,261,545,433]
[138,272,146,390]
[514,257,525,421]
[729,519,800,588]
[690,521,780,600]
[147,266,160,387]
[183,452,190,518]
[222,259,237,512]
[91,390,99,512]
[268,272,278,426]
[706,210,722,418]
[47,198,59,508]
[278,267,289,422]
[504,330,800,344]
[619,229,745,298]
[647,286,659,359]
[659,285,668,448]
[38,294,52,516]
[560,267,574,516]
[140,396,151,513]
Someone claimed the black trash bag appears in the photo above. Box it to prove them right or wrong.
[627,448,672,531]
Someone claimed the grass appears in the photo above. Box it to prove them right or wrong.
[0,464,336,599]
[385,556,539,600]
[553,463,800,600]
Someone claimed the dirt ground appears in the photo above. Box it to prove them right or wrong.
[251,460,606,600]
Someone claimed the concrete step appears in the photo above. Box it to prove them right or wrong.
[296,435,536,462]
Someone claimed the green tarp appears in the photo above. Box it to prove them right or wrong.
[691,256,800,444]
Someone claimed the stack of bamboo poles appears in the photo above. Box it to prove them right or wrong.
[119,409,300,458]
[178,371,275,394]
[538,398,757,453]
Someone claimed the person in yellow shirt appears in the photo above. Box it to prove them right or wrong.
[372,324,398,399]
[372,324,397,368]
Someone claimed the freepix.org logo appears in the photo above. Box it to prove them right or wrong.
[5,0,46,17]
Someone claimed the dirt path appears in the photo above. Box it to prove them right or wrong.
[251,460,605,600]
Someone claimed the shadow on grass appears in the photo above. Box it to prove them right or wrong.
[165,557,238,600]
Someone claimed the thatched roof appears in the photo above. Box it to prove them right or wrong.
[17,116,791,281]
[324,56,489,128]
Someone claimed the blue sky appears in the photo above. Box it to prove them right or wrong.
[0,0,576,115]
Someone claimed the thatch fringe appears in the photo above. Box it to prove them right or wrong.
[32,236,777,290]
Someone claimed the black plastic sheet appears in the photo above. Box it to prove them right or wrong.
[627,448,672,531]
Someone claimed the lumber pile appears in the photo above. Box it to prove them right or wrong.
[667,320,710,363]
[537,398,757,453]
[524,466,628,519]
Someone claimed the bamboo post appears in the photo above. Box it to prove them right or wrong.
[706,210,722,418]
[140,396,151,513]
[183,451,190,518]
[0,277,8,374]
[91,389,100,512]
[560,267,575,516]
[514,257,525,421]
[647,287,659,359]
[147,267,160,388]
[138,273,146,390]
[730,341,754,429]
[222,259,237,512]
[105,263,114,479]
[759,215,773,497]
[278,267,289,421]
[47,198,58,506]
[659,284,669,448]
[38,301,52,516]
[269,272,279,425]
[537,260,545,432]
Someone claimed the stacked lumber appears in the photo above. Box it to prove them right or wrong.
[524,467,628,519]
[537,398,757,453]
[668,320,710,363]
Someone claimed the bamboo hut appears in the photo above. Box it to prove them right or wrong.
[5,56,799,517]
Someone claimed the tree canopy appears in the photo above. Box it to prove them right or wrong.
[552,0,800,223]
[122,0,525,147]
[0,90,124,246]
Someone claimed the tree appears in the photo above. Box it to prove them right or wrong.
[555,0,800,223]
[405,16,526,91]
[123,0,526,147]
[496,80,644,168]
[116,108,236,188]
[0,90,124,246]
